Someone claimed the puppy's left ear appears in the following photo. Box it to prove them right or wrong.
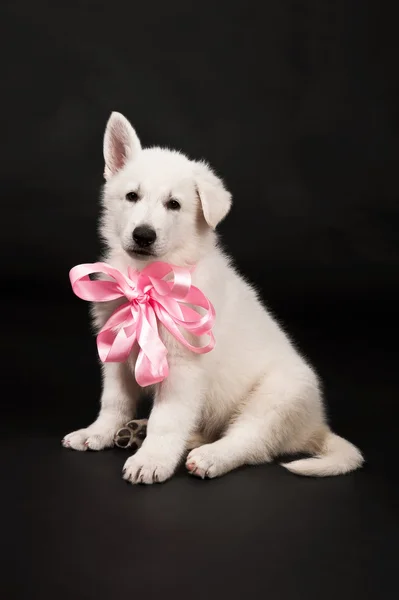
[103,112,141,180]
[195,162,232,229]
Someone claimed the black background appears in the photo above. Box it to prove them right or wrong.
[1,2,398,599]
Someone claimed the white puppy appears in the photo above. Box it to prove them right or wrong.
[63,112,364,483]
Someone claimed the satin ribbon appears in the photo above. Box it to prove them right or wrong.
[69,261,215,387]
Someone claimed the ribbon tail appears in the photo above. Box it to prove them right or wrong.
[134,305,169,387]
[97,303,138,362]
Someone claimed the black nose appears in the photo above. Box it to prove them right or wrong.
[132,225,157,248]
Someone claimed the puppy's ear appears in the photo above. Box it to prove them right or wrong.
[195,161,232,229]
[103,112,141,179]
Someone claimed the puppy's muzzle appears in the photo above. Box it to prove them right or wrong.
[132,225,157,248]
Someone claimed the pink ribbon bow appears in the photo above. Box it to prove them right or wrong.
[69,261,215,387]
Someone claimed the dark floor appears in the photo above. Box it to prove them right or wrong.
[2,297,398,600]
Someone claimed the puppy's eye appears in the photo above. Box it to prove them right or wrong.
[126,191,139,202]
[166,199,181,211]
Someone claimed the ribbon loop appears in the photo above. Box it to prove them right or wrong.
[69,261,215,387]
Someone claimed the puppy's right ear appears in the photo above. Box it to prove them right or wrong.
[103,112,141,180]
[195,161,232,229]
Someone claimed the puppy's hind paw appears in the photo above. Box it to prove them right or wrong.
[186,445,227,479]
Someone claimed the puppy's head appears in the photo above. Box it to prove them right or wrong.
[100,112,232,263]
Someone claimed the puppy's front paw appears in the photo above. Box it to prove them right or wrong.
[122,450,176,484]
[62,425,117,451]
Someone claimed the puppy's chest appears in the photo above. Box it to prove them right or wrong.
[158,322,197,358]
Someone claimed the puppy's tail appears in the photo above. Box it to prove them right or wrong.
[281,431,364,477]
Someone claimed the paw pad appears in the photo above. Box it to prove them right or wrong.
[114,419,147,451]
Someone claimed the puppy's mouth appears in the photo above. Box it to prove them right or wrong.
[126,247,157,259]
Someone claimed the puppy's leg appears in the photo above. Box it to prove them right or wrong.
[63,362,139,451]
[186,430,213,451]
[186,367,321,478]
[123,360,203,484]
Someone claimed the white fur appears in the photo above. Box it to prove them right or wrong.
[63,112,364,483]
